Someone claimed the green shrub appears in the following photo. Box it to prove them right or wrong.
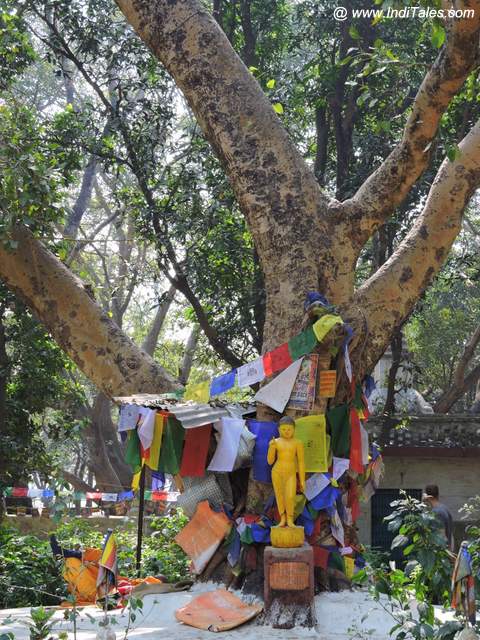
[0,512,190,607]
[0,526,66,608]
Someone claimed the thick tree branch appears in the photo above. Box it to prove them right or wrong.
[0,226,181,397]
[338,1,480,247]
[351,118,480,375]
[141,285,176,356]
[114,0,333,277]
[61,470,94,493]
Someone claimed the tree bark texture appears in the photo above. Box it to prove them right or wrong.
[0,226,180,398]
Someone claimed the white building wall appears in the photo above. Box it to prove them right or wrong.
[357,456,480,545]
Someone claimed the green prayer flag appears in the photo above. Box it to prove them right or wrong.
[74,492,85,501]
[288,326,317,360]
[158,417,185,475]
[327,403,351,458]
[240,527,254,545]
[353,383,363,410]
[125,429,141,472]
[4,487,13,496]
[144,490,152,501]
[328,551,345,573]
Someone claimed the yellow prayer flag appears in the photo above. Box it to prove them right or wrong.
[294,414,329,472]
[131,468,142,491]
[146,413,164,471]
[344,556,355,579]
[312,314,343,342]
[184,380,210,404]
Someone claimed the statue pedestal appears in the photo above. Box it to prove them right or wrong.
[263,544,315,627]
[270,525,304,548]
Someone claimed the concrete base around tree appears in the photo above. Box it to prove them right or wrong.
[0,587,467,640]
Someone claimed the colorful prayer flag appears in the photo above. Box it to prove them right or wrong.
[96,529,117,594]
[247,419,279,483]
[158,415,185,475]
[312,314,343,342]
[349,409,364,474]
[184,380,210,403]
[207,418,245,473]
[124,428,141,472]
[288,326,317,360]
[210,370,236,396]
[254,358,304,413]
[327,404,351,458]
[237,357,265,387]
[180,423,212,477]
[263,343,293,376]
[145,412,164,471]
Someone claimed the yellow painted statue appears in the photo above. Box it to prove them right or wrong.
[267,416,306,546]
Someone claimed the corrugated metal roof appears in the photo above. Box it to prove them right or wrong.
[113,395,255,429]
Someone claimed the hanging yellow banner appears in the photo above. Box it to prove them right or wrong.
[312,314,343,342]
[294,415,329,472]
[184,380,210,404]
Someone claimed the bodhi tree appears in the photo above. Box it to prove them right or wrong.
[1,0,480,539]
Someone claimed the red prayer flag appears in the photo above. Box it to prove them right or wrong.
[349,408,364,474]
[86,491,102,501]
[152,490,168,501]
[263,343,292,376]
[179,424,212,477]
[313,546,330,569]
[12,487,28,497]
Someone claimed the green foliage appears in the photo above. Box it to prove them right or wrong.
[0,527,66,608]
[385,492,452,605]
[0,101,80,245]
[405,271,480,405]
[0,287,84,488]
[0,512,190,608]
[0,1,35,90]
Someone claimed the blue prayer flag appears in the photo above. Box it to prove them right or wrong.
[247,419,279,483]
[42,490,54,498]
[210,370,236,396]
[118,490,134,501]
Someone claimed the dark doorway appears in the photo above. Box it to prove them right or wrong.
[371,488,422,563]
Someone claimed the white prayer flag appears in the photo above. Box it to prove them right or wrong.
[333,457,350,480]
[207,417,245,472]
[305,473,330,501]
[254,358,304,413]
[137,407,156,450]
[237,357,265,387]
[360,422,369,466]
[118,404,140,431]
[101,493,117,502]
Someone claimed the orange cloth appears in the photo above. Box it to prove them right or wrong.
[60,547,162,605]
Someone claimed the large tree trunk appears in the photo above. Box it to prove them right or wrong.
[0,226,180,398]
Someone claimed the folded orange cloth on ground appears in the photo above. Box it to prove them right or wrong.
[175,589,262,631]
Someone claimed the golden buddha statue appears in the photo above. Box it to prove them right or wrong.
[267,416,306,547]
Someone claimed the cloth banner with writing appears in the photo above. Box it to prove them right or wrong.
[118,404,140,432]
[294,414,329,472]
[184,380,210,404]
[237,357,265,387]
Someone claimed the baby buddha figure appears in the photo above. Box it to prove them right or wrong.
[267,416,306,546]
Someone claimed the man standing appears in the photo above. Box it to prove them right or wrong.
[423,484,454,551]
